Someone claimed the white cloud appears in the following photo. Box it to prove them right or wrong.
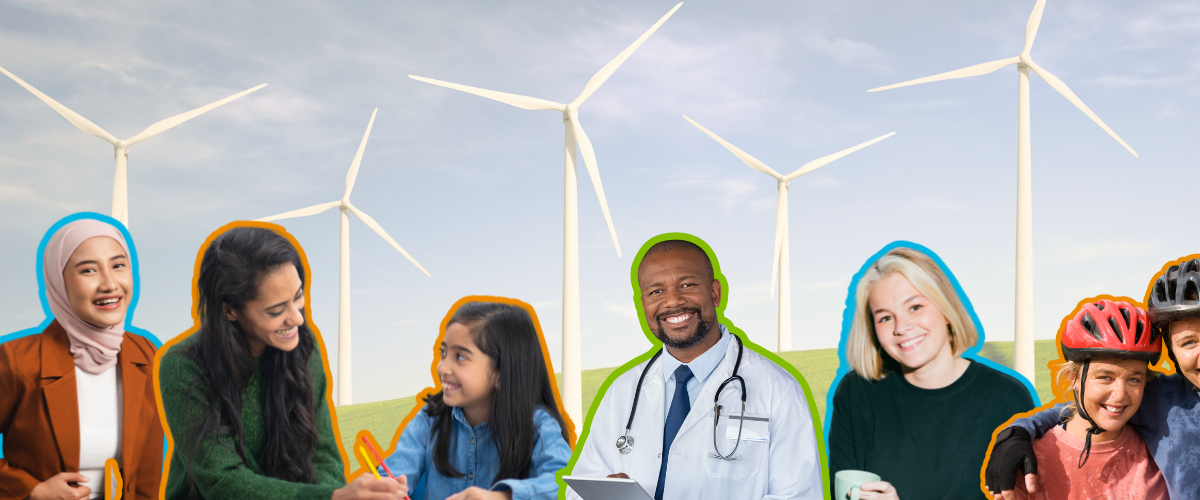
[604,300,639,320]
[665,175,764,211]
[1129,4,1200,35]
[800,34,886,66]
[906,196,962,212]
[804,176,843,189]
[1089,72,1196,88]
[1045,239,1159,263]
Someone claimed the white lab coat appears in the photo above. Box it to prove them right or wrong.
[567,333,823,500]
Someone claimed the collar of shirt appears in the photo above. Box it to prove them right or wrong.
[451,406,491,432]
[661,324,731,416]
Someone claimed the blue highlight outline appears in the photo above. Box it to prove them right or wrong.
[0,212,162,459]
[821,240,1039,440]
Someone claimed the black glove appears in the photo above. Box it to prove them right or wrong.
[984,426,1037,493]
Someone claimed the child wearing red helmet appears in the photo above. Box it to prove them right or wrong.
[987,260,1200,500]
[1010,299,1167,500]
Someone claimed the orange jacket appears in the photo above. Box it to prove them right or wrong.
[0,320,163,500]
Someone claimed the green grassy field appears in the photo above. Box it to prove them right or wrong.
[335,339,1060,454]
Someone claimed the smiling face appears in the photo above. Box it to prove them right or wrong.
[637,248,721,358]
[1168,317,1200,388]
[224,264,305,357]
[63,236,132,329]
[438,322,498,426]
[868,273,955,374]
[1074,357,1148,436]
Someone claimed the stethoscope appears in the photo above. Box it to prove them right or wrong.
[615,333,747,461]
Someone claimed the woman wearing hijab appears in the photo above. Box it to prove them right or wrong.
[0,216,163,500]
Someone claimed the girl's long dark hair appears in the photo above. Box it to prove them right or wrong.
[422,302,568,484]
[183,226,320,494]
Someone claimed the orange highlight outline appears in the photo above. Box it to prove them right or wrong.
[343,295,577,483]
[151,221,350,499]
[977,289,1178,498]
[104,457,123,500]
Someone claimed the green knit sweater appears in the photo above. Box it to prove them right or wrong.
[158,336,346,500]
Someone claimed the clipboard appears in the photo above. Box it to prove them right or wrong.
[563,476,655,500]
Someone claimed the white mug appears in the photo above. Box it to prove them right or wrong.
[835,470,882,500]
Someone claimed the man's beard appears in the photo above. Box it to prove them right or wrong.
[654,307,714,349]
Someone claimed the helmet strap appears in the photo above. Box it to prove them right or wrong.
[1073,359,1106,468]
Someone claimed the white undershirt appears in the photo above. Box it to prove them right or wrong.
[75,365,123,499]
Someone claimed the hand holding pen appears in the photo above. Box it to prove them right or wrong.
[357,436,411,500]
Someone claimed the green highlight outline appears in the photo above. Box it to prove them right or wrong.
[555,232,830,499]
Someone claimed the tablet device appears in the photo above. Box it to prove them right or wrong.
[563,476,655,500]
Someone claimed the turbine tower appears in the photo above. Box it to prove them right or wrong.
[0,64,265,227]
[868,0,1137,383]
[408,3,682,423]
[685,116,893,352]
[258,109,430,406]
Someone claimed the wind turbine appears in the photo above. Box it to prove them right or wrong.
[408,3,682,423]
[685,116,893,352]
[257,108,430,406]
[0,64,265,227]
[868,0,1137,383]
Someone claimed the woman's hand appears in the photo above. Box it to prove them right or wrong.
[445,486,512,500]
[331,474,408,500]
[24,473,91,500]
[852,481,899,500]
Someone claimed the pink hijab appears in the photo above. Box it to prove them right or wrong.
[43,219,131,375]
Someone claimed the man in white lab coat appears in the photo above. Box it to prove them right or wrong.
[566,237,824,500]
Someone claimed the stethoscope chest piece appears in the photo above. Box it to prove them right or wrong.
[616,434,634,454]
[615,334,749,460]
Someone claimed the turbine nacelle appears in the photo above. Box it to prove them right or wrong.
[684,114,894,297]
[0,63,266,225]
[404,4,684,261]
[867,0,1135,157]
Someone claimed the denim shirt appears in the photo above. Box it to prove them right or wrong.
[382,405,571,500]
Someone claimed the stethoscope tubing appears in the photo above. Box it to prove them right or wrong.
[616,333,747,458]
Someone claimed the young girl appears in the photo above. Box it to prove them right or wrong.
[382,301,572,500]
[1012,299,1167,500]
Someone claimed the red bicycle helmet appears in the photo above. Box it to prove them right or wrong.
[1061,299,1161,364]
[1060,299,1160,468]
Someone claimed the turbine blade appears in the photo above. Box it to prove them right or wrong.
[409,75,565,111]
[347,203,431,277]
[1026,61,1138,157]
[256,201,341,222]
[1023,0,1048,57]
[572,3,683,106]
[868,57,1020,92]
[683,115,782,179]
[784,132,896,181]
[0,64,118,144]
[126,84,267,145]
[569,115,622,258]
[344,108,378,200]
[769,188,786,298]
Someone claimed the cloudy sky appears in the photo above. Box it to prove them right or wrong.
[2,0,1198,404]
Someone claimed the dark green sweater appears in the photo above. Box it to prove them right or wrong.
[827,359,1034,500]
[159,336,346,499]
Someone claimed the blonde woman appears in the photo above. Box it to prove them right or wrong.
[827,247,1034,500]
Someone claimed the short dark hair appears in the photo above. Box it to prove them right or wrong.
[640,239,714,279]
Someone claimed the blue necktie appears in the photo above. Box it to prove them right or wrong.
[655,365,693,500]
